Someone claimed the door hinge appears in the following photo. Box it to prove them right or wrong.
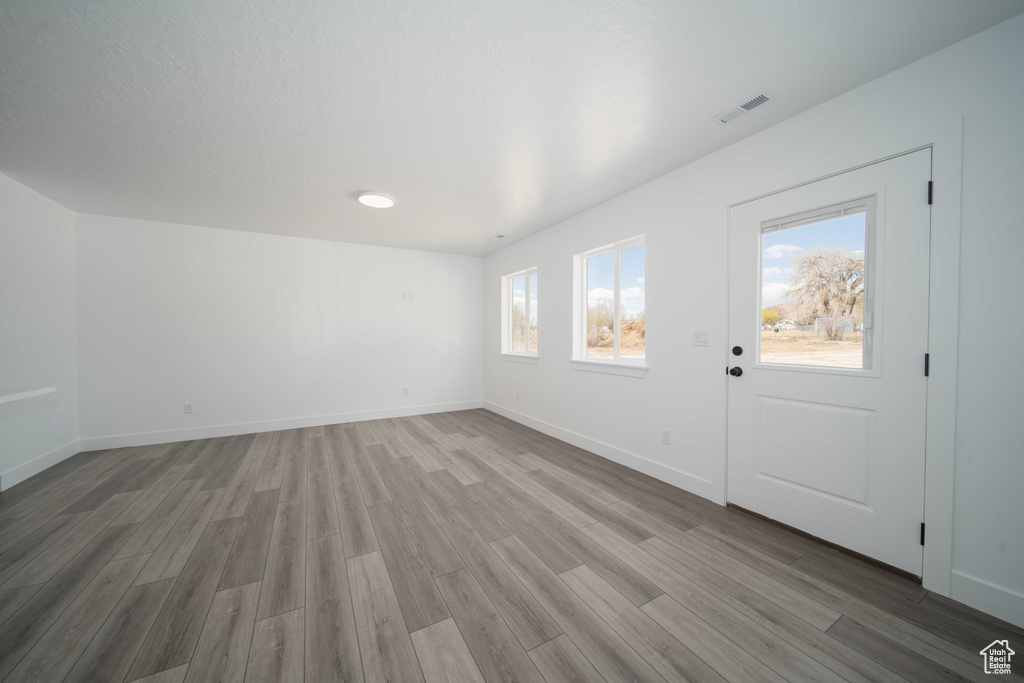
[927,180,933,205]
[920,522,926,546]
[924,353,930,377]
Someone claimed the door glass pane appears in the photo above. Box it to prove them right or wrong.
[618,245,645,358]
[528,273,538,352]
[760,212,868,369]
[511,276,526,353]
[586,252,614,359]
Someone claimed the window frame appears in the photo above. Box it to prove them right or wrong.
[501,266,538,358]
[572,235,646,366]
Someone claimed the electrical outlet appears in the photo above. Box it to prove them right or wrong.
[183,402,193,415]
[402,387,409,396]
[693,331,709,346]
[661,428,671,445]
[516,390,521,400]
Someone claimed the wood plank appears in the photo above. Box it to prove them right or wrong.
[127,516,243,680]
[247,607,304,683]
[254,430,291,492]
[685,524,992,682]
[134,487,224,585]
[113,464,193,525]
[351,439,392,506]
[279,429,309,501]
[365,441,410,490]
[113,478,205,560]
[307,431,341,539]
[920,591,1024,643]
[183,437,235,483]
[425,443,482,486]
[395,457,453,512]
[432,506,561,650]
[411,618,485,683]
[201,433,258,491]
[0,523,137,678]
[367,501,450,632]
[257,496,306,620]
[388,482,464,578]
[561,564,728,683]
[220,488,280,590]
[184,581,261,683]
[324,423,357,479]
[3,490,140,589]
[0,478,100,550]
[641,532,842,631]
[827,616,968,683]
[429,469,510,542]
[467,482,581,574]
[64,578,175,683]
[388,420,444,471]
[306,534,363,683]
[214,431,273,520]
[133,663,190,683]
[409,415,461,451]
[397,416,437,447]
[434,568,545,683]
[355,421,383,447]
[335,475,379,558]
[506,493,662,607]
[517,452,620,504]
[6,553,150,683]
[348,551,425,683]
[489,535,664,683]
[480,456,595,529]
[527,634,605,683]
[643,594,789,683]
[0,584,41,629]
[527,469,651,543]
[586,523,849,683]
[0,512,90,585]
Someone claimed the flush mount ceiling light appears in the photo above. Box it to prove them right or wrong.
[357,192,395,208]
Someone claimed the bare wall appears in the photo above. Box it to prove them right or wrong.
[0,173,79,489]
[77,214,483,446]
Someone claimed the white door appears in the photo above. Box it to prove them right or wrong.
[727,149,931,575]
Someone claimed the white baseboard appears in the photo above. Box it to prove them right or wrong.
[0,439,81,491]
[483,401,715,501]
[951,570,1024,629]
[78,400,484,451]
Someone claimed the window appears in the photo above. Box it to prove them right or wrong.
[759,198,874,370]
[501,267,538,356]
[573,236,645,364]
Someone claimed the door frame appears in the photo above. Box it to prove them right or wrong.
[720,117,963,596]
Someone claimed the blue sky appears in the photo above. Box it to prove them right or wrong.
[762,214,865,308]
[588,245,645,317]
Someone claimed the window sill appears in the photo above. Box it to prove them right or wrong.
[570,359,647,377]
[501,353,540,365]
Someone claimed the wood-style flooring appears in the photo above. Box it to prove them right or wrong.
[0,409,1018,682]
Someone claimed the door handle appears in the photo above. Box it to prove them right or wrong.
[729,367,743,377]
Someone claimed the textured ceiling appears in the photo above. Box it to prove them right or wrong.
[1,1,1020,255]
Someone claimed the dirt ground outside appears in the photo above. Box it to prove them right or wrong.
[760,329,863,368]
[587,319,645,359]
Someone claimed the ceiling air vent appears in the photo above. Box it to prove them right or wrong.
[714,92,772,125]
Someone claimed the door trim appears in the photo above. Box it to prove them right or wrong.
[721,117,963,596]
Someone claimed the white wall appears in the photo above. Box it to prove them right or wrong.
[77,214,483,446]
[0,173,79,489]
[484,15,1024,624]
